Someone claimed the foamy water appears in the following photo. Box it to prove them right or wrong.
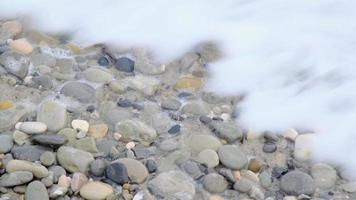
[1,0,356,178]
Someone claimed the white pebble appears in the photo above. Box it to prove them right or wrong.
[72,119,89,133]
[282,128,299,141]
[126,142,135,150]
[17,122,47,134]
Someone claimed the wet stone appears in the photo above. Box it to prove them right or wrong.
[145,159,157,173]
[115,57,135,72]
[263,142,277,153]
[32,134,67,147]
[11,145,50,162]
[60,82,96,103]
[168,124,181,134]
[105,162,129,185]
[0,51,29,78]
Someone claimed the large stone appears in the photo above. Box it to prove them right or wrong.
[280,171,315,195]
[0,51,29,78]
[115,158,148,184]
[83,67,114,83]
[25,181,49,200]
[148,170,195,200]
[218,145,248,170]
[187,134,222,154]
[11,145,50,162]
[80,181,113,200]
[60,82,96,103]
[57,146,94,173]
[0,171,33,187]
[6,160,49,178]
[311,163,337,190]
[0,135,13,153]
[115,119,157,142]
[37,101,67,132]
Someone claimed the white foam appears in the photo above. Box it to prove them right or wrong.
[1,0,356,178]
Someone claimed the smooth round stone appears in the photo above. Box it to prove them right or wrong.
[203,173,228,193]
[342,182,356,193]
[115,57,134,72]
[117,99,132,108]
[71,119,89,133]
[248,158,263,173]
[263,142,277,153]
[37,101,67,132]
[280,171,315,195]
[116,158,148,184]
[197,149,219,168]
[17,122,47,134]
[57,146,94,173]
[181,160,204,180]
[0,171,33,187]
[83,67,113,83]
[259,171,272,188]
[32,135,67,146]
[145,159,157,173]
[161,98,181,110]
[109,80,127,93]
[311,163,337,190]
[105,162,129,185]
[11,145,49,162]
[80,181,113,200]
[8,38,34,54]
[0,51,29,78]
[0,135,13,153]
[181,101,209,116]
[233,178,253,193]
[199,116,212,124]
[40,151,56,166]
[148,170,195,200]
[151,113,172,134]
[60,82,96,103]
[98,56,109,66]
[90,159,107,177]
[88,123,108,139]
[13,130,29,145]
[168,124,181,134]
[75,137,98,153]
[187,134,222,154]
[32,75,53,89]
[115,119,157,142]
[25,181,49,200]
[294,134,316,162]
[218,145,248,170]
[126,75,160,96]
[6,160,48,178]
[48,166,66,182]
[210,121,243,142]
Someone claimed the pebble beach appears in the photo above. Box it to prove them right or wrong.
[0,19,356,200]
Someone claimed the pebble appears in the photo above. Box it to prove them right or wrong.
[174,77,203,90]
[37,101,67,132]
[148,170,195,200]
[0,51,29,78]
[259,171,272,188]
[75,137,99,153]
[117,99,132,108]
[98,56,109,66]
[80,181,113,200]
[0,171,33,187]
[32,134,67,146]
[105,162,129,185]
[342,182,356,193]
[56,146,94,173]
[263,142,277,153]
[203,173,228,193]
[181,101,210,116]
[48,185,68,198]
[145,159,157,173]
[71,119,90,133]
[83,67,113,83]
[218,145,248,170]
[280,171,315,195]
[210,121,243,142]
[41,172,54,187]
[90,159,107,176]
[32,75,53,89]
[8,38,33,54]
[13,130,29,145]
[25,181,49,200]
[0,100,13,110]
[57,128,77,146]
[126,142,136,150]
[71,172,88,192]
[115,119,157,142]
[197,149,219,168]
[181,160,204,180]
[48,166,66,182]
[282,128,299,141]
[248,158,263,173]
[40,151,56,166]
[2,20,22,35]
[161,98,182,110]
[168,124,181,134]
[0,135,13,153]
[6,160,48,178]
[88,123,108,139]
[30,53,56,67]
[11,145,49,162]
[115,57,135,72]
[187,134,222,154]
[116,158,148,184]
[126,75,160,96]
[234,178,253,193]
[294,134,316,162]
[311,163,337,190]
[151,113,172,134]
[109,80,127,93]
[272,166,289,179]
[60,82,96,103]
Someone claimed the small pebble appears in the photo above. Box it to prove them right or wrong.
[168,124,181,134]
[263,142,277,153]
[71,119,89,133]
[115,57,134,72]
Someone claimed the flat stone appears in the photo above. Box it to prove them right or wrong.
[148,170,195,200]
[294,134,316,162]
[218,145,248,170]
[197,149,219,168]
[11,145,50,162]
[88,123,108,139]
[210,121,243,143]
[75,137,98,153]
[248,158,263,173]
[8,38,33,54]
[0,171,33,187]
[181,101,210,116]
[0,135,13,153]
[233,178,252,193]
[203,173,228,193]
[116,158,148,184]
[71,119,89,133]
[105,162,129,185]
[6,160,49,178]
[115,57,134,72]
[115,119,157,142]
[30,53,56,67]
[0,100,13,110]
[57,146,94,173]
[126,75,160,96]
[181,160,204,180]
[2,20,22,35]
[151,113,172,134]
[280,171,315,195]
[161,98,181,110]
[32,75,53,89]
[37,101,67,132]
[174,77,203,90]
[0,51,29,78]
[57,128,77,146]
[60,82,96,103]
[80,181,113,200]
[17,121,47,134]
[83,67,113,83]
[40,151,56,166]
[32,134,67,146]
[311,163,337,190]
[187,134,222,154]
[25,181,49,200]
